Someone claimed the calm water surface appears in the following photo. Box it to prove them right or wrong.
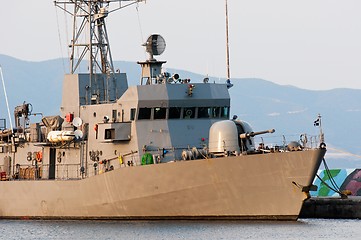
[0,219,359,240]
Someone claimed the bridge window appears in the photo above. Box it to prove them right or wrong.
[135,106,228,120]
[169,107,182,119]
[221,107,230,118]
[183,107,195,119]
[138,108,151,120]
[198,107,211,118]
[154,107,167,119]
[211,107,221,118]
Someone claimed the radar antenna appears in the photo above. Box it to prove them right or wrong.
[143,34,166,61]
[138,34,167,85]
[54,0,145,75]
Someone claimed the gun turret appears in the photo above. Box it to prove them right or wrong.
[240,129,275,139]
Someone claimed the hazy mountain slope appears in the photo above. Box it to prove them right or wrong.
[0,54,360,168]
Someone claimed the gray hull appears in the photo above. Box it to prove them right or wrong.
[0,149,325,220]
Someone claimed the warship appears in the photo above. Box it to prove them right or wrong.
[0,0,326,220]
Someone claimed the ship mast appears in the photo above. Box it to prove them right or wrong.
[55,0,144,75]
[225,0,231,82]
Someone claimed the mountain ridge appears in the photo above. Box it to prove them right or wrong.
[0,54,360,168]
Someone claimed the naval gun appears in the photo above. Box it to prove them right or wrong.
[240,129,275,139]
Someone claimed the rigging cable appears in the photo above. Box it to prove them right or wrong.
[136,3,147,60]
[63,3,70,60]
[327,147,361,159]
[0,66,14,132]
[55,4,67,73]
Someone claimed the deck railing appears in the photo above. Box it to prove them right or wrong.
[0,134,321,181]
[0,152,142,181]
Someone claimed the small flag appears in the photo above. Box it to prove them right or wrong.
[314,118,320,126]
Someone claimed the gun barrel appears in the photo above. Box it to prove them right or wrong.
[240,129,275,139]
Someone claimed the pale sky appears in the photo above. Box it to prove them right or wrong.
[2,0,361,90]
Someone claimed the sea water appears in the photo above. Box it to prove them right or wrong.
[0,219,359,240]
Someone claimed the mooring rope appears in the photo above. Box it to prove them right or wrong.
[316,158,344,197]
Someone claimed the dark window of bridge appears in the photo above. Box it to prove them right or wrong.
[198,107,211,118]
[183,107,196,119]
[169,107,182,119]
[221,107,230,119]
[211,107,221,118]
[154,107,167,119]
[138,108,151,120]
